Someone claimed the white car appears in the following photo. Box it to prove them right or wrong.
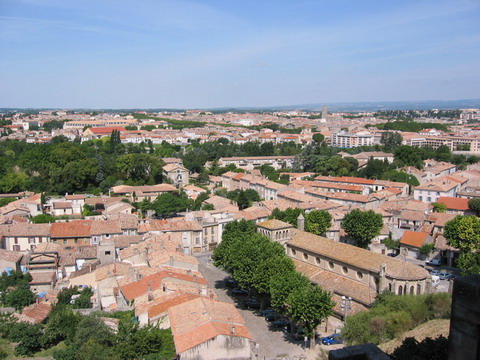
[426,259,441,266]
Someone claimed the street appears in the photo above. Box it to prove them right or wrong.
[196,253,314,359]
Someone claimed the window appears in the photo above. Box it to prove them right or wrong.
[291,249,297,256]
[328,261,334,270]
[342,266,348,274]
[357,271,363,280]
[303,253,308,260]
[315,257,321,265]
[105,251,111,256]
[13,245,20,252]
[28,237,35,244]
[105,234,111,239]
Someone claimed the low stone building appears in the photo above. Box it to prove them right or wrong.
[162,163,190,188]
[258,219,430,317]
[168,297,253,360]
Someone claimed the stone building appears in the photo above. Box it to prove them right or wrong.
[162,163,190,188]
[257,219,430,317]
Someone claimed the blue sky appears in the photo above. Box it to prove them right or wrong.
[1,0,479,108]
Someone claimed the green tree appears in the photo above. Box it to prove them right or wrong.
[312,133,325,143]
[432,202,447,213]
[4,287,35,310]
[152,192,190,217]
[394,146,423,168]
[13,323,43,356]
[468,198,480,215]
[341,209,384,248]
[42,305,82,347]
[285,283,334,348]
[115,318,176,360]
[305,210,332,236]
[419,243,435,257]
[380,132,403,151]
[0,170,30,193]
[269,207,304,227]
[444,216,480,274]
[434,145,452,163]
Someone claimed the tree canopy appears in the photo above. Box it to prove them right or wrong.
[341,209,384,248]
[444,215,480,275]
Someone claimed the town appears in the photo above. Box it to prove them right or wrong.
[0,107,479,359]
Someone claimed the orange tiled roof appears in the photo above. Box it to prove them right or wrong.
[120,270,207,301]
[437,197,469,211]
[400,231,429,248]
[50,220,92,238]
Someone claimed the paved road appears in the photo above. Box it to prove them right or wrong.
[196,253,313,359]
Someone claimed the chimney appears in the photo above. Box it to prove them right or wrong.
[297,213,305,231]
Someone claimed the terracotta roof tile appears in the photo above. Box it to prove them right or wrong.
[120,270,207,301]
[288,229,428,280]
[437,197,470,211]
[50,220,92,238]
[400,231,430,248]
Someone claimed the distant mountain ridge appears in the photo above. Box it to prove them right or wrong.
[1,99,480,113]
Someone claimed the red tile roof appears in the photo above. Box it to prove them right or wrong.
[50,220,92,238]
[400,231,429,248]
[437,197,470,211]
[120,270,207,301]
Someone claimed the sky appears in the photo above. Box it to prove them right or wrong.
[1,0,479,108]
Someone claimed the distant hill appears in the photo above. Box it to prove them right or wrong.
[225,99,480,112]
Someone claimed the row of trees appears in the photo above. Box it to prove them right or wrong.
[213,220,334,348]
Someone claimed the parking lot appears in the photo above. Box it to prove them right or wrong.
[196,253,340,359]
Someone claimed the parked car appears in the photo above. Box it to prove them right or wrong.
[430,269,441,276]
[266,313,278,322]
[426,259,441,266]
[231,288,248,296]
[272,319,289,328]
[439,271,452,280]
[387,253,398,257]
[321,333,344,345]
[225,278,238,288]
[260,309,275,317]
[244,298,260,309]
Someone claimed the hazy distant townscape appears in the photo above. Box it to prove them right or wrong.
[1,0,480,359]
